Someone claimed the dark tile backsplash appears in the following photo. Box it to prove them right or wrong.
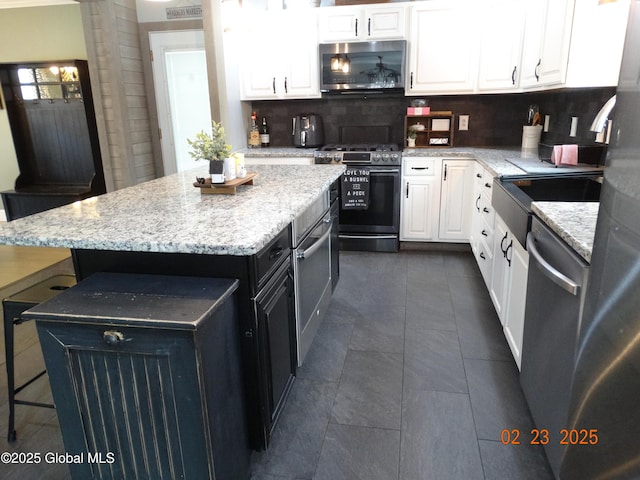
[251,87,616,149]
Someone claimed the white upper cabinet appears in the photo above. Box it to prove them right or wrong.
[318,5,407,42]
[477,1,525,92]
[406,1,480,95]
[565,0,630,88]
[520,0,575,88]
[241,10,320,100]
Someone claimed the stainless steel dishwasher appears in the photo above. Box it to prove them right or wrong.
[292,191,332,367]
[520,217,590,479]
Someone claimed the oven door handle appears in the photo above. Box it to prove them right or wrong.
[297,227,331,260]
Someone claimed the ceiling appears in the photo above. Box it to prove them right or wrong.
[0,0,77,9]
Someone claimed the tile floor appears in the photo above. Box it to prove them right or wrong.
[249,250,555,480]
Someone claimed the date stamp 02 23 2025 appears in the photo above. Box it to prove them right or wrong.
[500,428,599,446]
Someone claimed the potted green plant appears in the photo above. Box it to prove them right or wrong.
[407,128,418,148]
[187,121,233,183]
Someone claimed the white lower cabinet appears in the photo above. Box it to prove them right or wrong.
[489,214,529,370]
[400,157,474,242]
[439,159,475,241]
[400,157,441,241]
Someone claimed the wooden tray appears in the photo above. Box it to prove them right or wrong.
[193,173,258,195]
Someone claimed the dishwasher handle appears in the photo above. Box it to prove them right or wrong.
[297,225,331,260]
[526,233,580,296]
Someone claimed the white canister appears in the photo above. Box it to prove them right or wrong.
[522,125,543,153]
[223,157,236,181]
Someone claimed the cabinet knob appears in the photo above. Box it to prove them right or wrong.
[103,330,124,346]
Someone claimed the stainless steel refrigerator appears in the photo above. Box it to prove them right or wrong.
[560,2,640,478]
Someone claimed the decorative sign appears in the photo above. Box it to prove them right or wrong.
[341,167,370,210]
[166,6,203,20]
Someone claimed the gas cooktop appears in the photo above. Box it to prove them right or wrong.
[319,144,400,152]
[314,143,401,165]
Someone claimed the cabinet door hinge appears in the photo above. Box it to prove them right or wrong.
[158,127,162,140]
[150,50,154,62]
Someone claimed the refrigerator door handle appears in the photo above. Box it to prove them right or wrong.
[527,233,580,296]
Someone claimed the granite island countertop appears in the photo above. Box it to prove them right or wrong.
[531,202,599,263]
[0,164,344,256]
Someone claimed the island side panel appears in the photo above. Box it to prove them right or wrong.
[70,247,270,451]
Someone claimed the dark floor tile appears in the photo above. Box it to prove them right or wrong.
[465,358,535,442]
[443,250,479,277]
[405,252,447,284]
[406,282,456,332]
[314,424,400,480]
[250,379,337,479]
[448,273,494,309]
[403,327,468,394]
[297,322,353,383]
[331,350,403,429]
[250,474,292,480]
[479,440,554,480]
[359,276,407,308]
[323,295,361,325]
[332,275,366,307]
[454,302,512,362]
[400,390,483,480]
[349,304,405,353]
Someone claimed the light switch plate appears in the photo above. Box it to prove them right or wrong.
[459,115,469,131]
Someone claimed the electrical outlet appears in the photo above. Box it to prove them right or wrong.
[570,116,578,137]
[459,115,469,131]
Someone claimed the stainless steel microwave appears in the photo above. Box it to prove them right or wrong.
[319,40,406,94]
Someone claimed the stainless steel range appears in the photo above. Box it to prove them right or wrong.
[314,144,401,252]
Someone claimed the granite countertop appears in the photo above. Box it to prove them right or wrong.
[237,147,315,157]
[239,146,529,177]
[402,147,527,177]
[531,202,599,263]
[0,164,344,256]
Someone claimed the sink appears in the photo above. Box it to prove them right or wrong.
[507,176,602,202]
[492,176,602,247]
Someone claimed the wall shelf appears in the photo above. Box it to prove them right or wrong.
[404,112,455,148]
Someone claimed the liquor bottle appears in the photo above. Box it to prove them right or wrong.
[248,112,260,149]
[260,116,270,147]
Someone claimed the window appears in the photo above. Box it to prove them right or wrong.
[15,65,81,100]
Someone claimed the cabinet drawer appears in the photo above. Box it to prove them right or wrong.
[256,227,292,288]
[477,221,493,249]
[403,157,436,176]
[474,163,486,189]
[474,164,494,201]
[478,194,495,226]
[481,177,494,202]
[476,236,493,286]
